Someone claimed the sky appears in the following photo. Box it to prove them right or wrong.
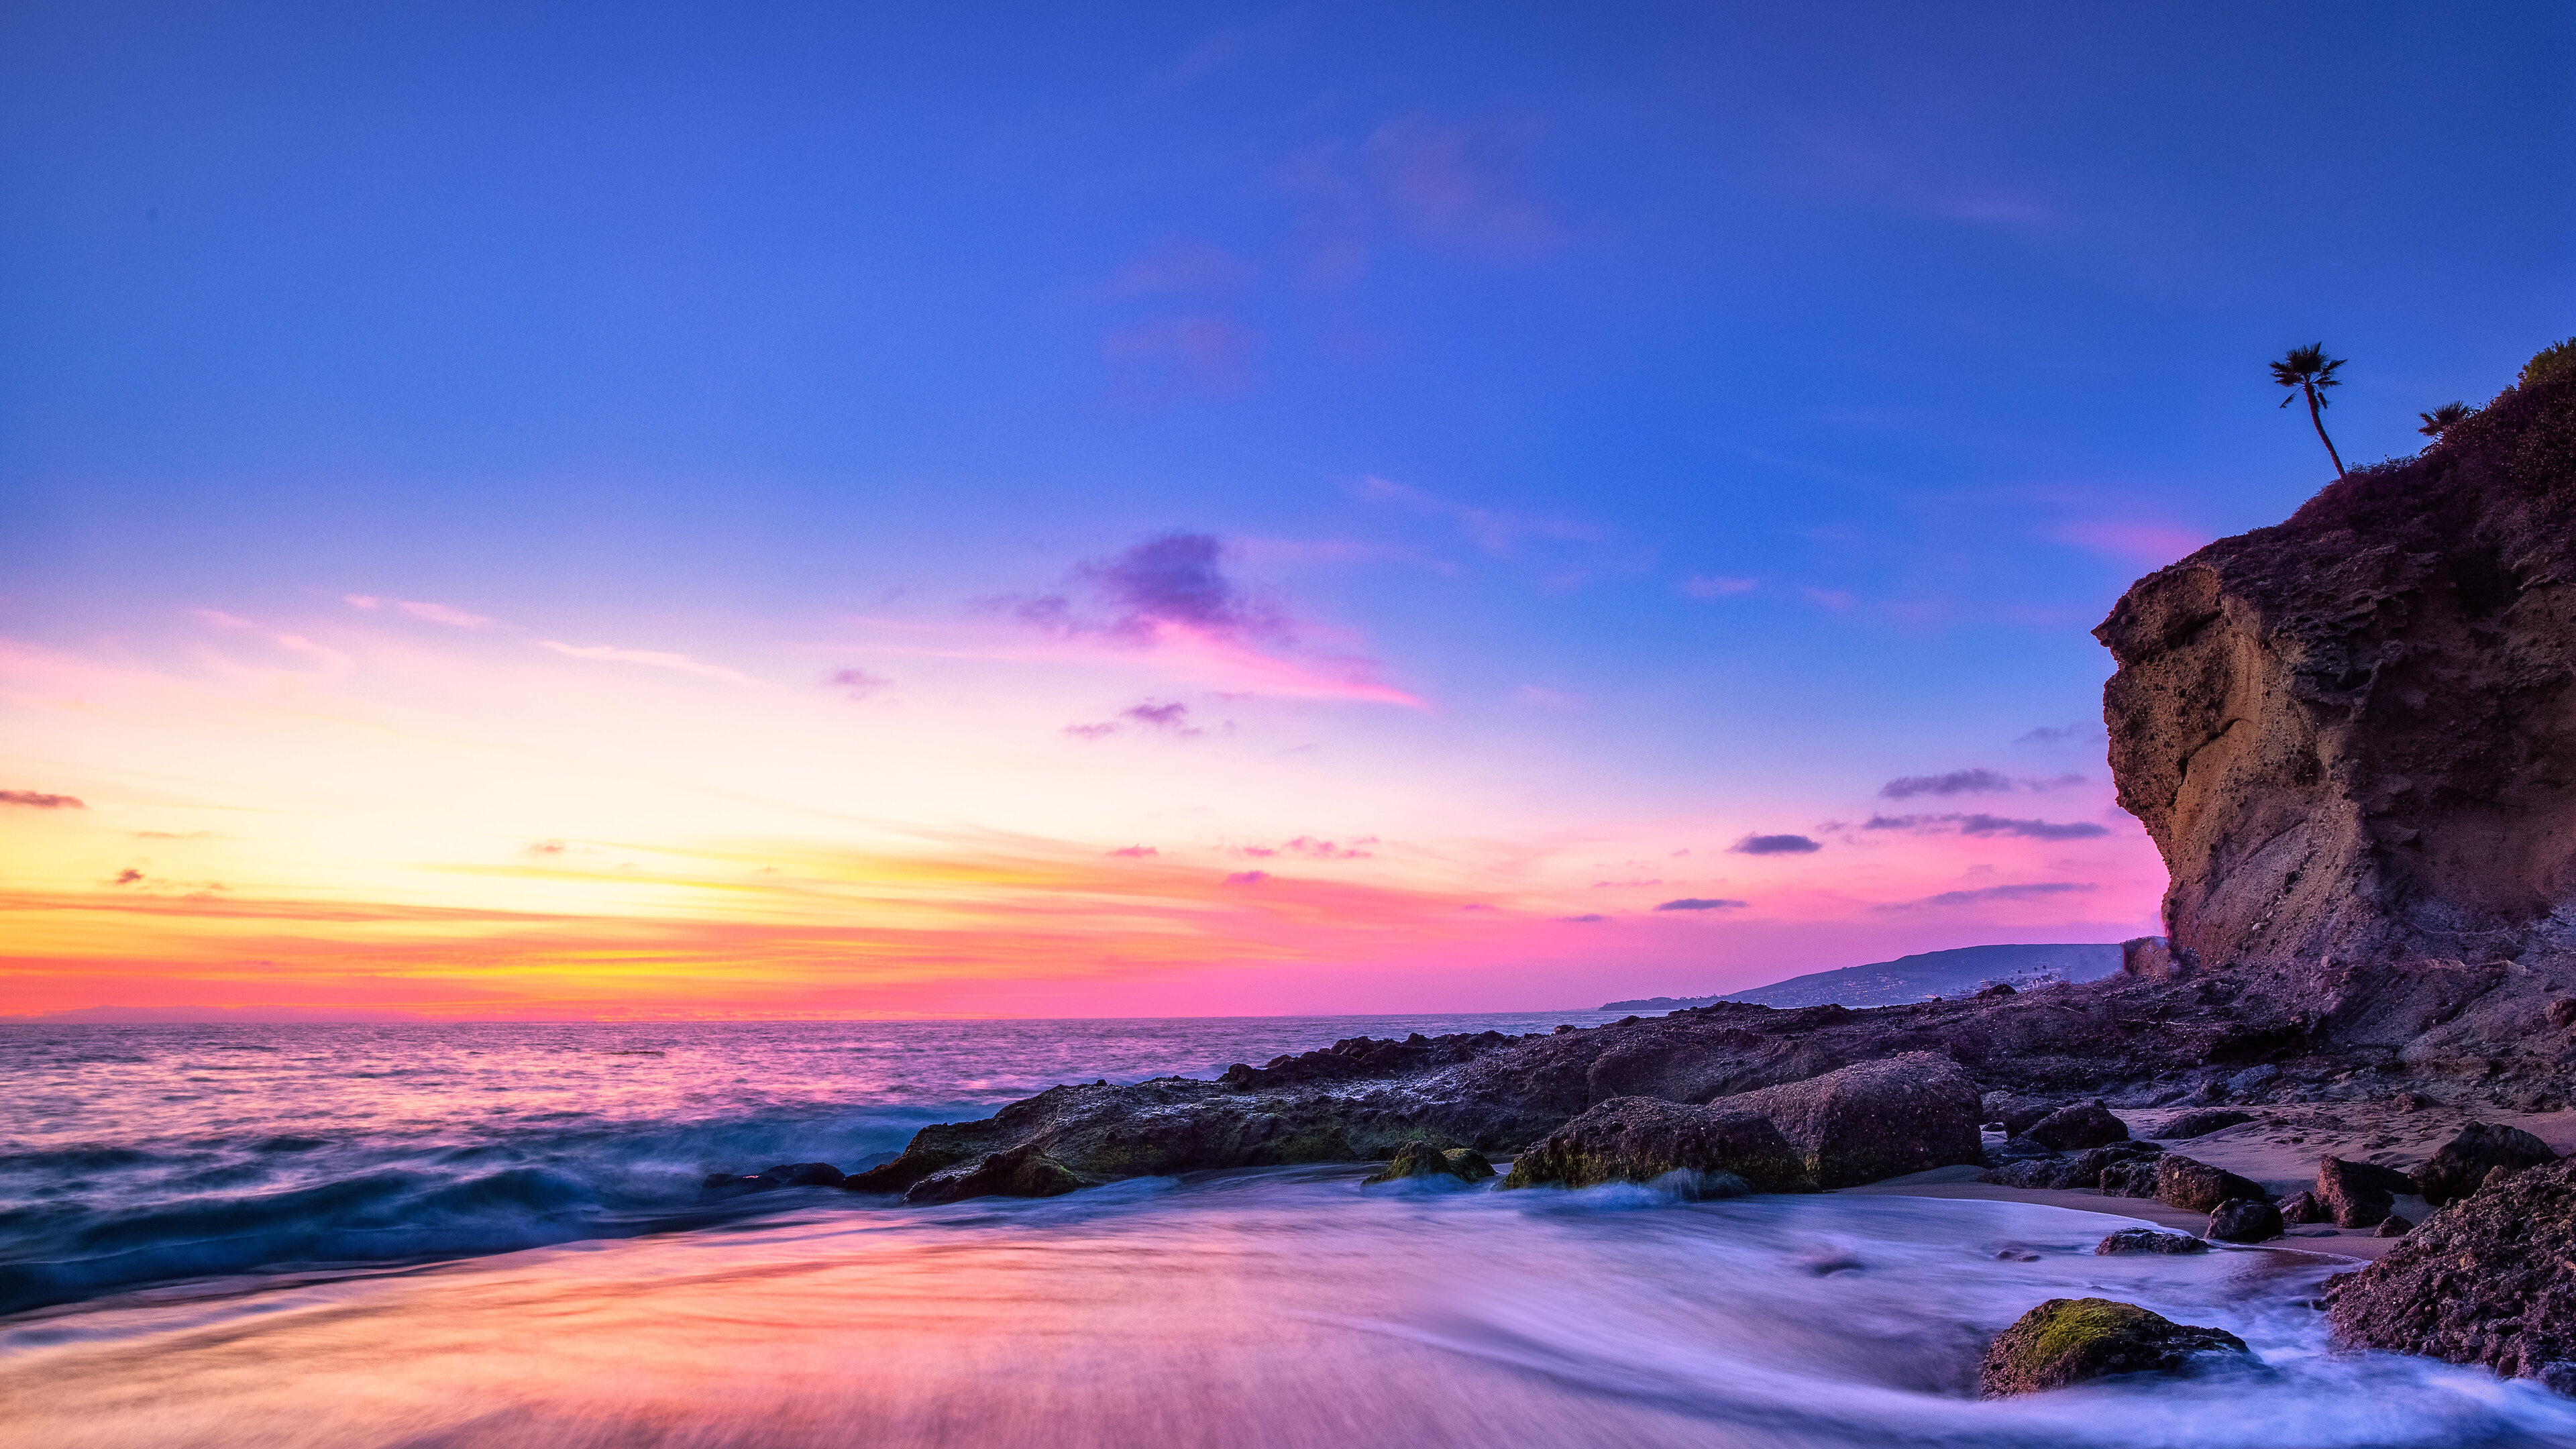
[3,2,2570,1020]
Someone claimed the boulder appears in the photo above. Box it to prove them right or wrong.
[1709,1052,1984,1188]
[2058,1140,2161,1189]
[2021,1100,2131,1151]
[1988,1095,2059,1139]
[703,1161,845,1194]
[2208,1199,2284,1243]
[2316,1156,2414,1228]
[901,1145,1088,1205]
[2374,1214,2414,1238]
[1985,1157,2063,1189]
[2100,1159,2161,1198]
[2326,1157,2576,1386]
[1362,1140,1495,1185]
[2095,1228,2208,1255]
[2416,1122,2559,1206]
[2277,1189,2326,1224]
[2157,1155,2269,1213]
[1501,1098,1811,1193]
[1979,1297,2252,1396]
[2161,1109,2258,1140]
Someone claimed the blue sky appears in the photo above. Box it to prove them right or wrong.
[3,2,2570,1015]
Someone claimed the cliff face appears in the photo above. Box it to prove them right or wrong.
[2096,371,2576,994]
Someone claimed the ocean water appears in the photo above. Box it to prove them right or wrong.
[3,1018,2571,1448]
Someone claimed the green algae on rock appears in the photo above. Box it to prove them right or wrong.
[1980,1297,2251,1397]
[1362,1140,1495,1185]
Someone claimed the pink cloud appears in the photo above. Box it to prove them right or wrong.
[1104,314,1256,390]
[345,596,494,628]
[537,641,749,683]
[2049,521,2212,568]
[1363,117,1561,259]
[1680,575,1759,598]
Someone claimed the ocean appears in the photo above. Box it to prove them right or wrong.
[3,1018,2571,1448]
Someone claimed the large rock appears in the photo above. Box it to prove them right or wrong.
[2021,1100,2131,1151]
[2095,1228,2208,1255]
[1979,1298,2252,1396]
[1501,1098,1811,1192]
[2093,367,2576,1006]
[2316,1155,2415,1228]
[2156,1155,2268,1213]
[1707,1052,1984,1188]
[2325,1155,2576,1387]
[2416,1122,2559,1206]
[902,1145,1088,1204]
[2208,1199,2284,1243]
[2161,1109,2258,1140]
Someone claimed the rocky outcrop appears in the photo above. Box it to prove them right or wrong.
[2156,1155,2269,1212]
[1980,1298,2252,1397]
[2160,1108,2258,1139]
[2326,1155,2576,1387]
[1708,1052,1984,1187]
[2416,1122,2559,1205]
[1362,1140,1495,1185]
[1500,1098,1809,1193]
[2316,1156,2416,1228]
[2095,1228,2208,1255]
[2093,368,2576,1059]
[902,1145,1087,1204]
[2020,1100,2131,1150]
[2207,1199,2284,1243]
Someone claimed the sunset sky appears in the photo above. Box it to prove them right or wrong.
[4,3,2569,1018]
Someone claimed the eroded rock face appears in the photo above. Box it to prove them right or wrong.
[2156,1155,2268,1213]
[1980,1298,2251,1397]
[1709,1052,1984,1187]
[2326,1156,2576,1386]
[1500,1098,1809,1193]
[2094,371,2576,1038]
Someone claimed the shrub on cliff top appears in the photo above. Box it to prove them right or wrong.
[2524,337,2575,390]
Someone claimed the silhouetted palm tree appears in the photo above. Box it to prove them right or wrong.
[2270,343,2347,478]
[2417,401,2474,440]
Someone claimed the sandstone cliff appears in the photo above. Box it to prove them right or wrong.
[2095,369,2576,1045]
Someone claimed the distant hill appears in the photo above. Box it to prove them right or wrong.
[1602,943,2124,1012]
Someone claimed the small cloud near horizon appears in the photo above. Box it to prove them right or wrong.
[2018,722,2106,747]
[1880,881,2097,910]
[1108,845,1159,858]
[1554,913,1608,923]
[1865,813,2110,841]
[1880,768,2085,798]
[111,868,144,885]
[1654,898,1749,912]
[345,595,494,628]
[2,790,85,809]
[539,641,748,682]
[1223,869,1270,885]
[827,667,892,699]
[1730,833,1823,856]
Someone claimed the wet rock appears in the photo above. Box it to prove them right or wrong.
[2157,1155,2269,1213]
[1362,1140,1495,1185]
[2095,1228,2209,1255]
[2416,1122,2559,1206]
[2055,1141,2161,1189]
[2316,1156,2415,1228]
[2327,1155,2576,1385]
[902,1145,1088,1205]
[760,1162,847,1188]
[2021,1100,2131,1152]
[1979,1297,2252,1396]
[1988,1096,2060,1139]
[1709,1052,1984,1188]
[2208,1199,2285,1243]
[2374,1214,2414,1238]
[2100,1159,2161,1198]
[2161,1109,2258,1140]
[1986,1157,2065,1189]
[2277,1189,2326,1224]
[1501,1098,1810,1193]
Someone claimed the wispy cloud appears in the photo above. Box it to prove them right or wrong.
[1880,881,2097,910]
[1108,845,1159,858]
[1065,699,1210,740]
[826,667,891,700]
[1865,813,2110,841]
[537,641,749,682]
[1680,575,1759,598]
[1730,833,1823,856]
[345,596,495,628]
[1,790,85,809]
[1654,898,1748,912]
[2049,521,2212,568]
[1352,476,1602,558]
[1880,769,2084,798]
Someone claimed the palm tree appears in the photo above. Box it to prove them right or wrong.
[2417,401,2474,440]
[2270,343,2347,478]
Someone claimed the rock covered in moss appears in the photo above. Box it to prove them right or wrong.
[1708,1051,1984,1188]
[2416,1123,2557,1206]
[1501,1097,1810,1192]
[2156,1155,2269,1212]
[1362,1140,1495,1185]
[2326,1155,2576,1385]
[1979,1297,2252,1396]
